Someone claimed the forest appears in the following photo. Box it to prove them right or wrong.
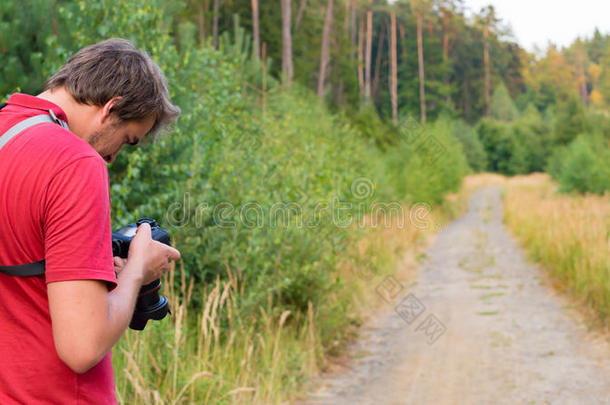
[1,0,609,403]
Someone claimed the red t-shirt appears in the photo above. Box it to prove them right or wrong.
[0,94,118,404]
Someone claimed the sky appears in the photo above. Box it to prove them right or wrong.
[463,0,610,52]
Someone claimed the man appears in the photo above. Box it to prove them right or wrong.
[0,38,181,404]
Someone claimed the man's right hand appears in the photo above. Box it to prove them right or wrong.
[126,222,181,285]
[48,222,181,374]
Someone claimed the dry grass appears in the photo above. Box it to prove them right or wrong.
[504,173,610,324]
[114,261,320,405]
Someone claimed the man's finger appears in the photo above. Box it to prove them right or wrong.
[166,246,181,261]
[135,222,152,238]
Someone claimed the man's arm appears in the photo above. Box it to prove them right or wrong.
[47,223,180,374]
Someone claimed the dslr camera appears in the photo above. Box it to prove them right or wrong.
[112,218,171,330]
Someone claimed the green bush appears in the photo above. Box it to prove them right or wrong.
[553,96,587,146]
[476,118,514,174]
[386,117,469,204]
[489,83,519,122]
[548,134,610,194]
[477,108,552,175]
[451,119,487,172]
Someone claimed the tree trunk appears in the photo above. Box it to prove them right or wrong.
[212,0,220,48]
[390,11,398,123]
[483,23,490,116]
[398,23,407,108]
[281,0,294,85]
[198,1,206,45]
[442,31,449,62]
[295,0,307,31]
[358,13,365,99]
[318,0,334,100]
[442,12,451,104]
[252,0,260,59]
[417,11,426,124]
[464,76,471,120]
[399,23,407,63]
[364,5,373,102]
[350,1,357,61]
[344,0,349,32]
[372,20,385,99]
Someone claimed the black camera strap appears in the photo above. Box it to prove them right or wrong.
[0,107,69,277]
[0,261,45,276]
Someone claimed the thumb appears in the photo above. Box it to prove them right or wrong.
[166,245,181,261]
[134,222,152,240]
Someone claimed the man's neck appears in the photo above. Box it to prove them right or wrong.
[37,88,100,141]
[37,88,77,121]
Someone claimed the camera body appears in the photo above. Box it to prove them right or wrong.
[112,218,171,331]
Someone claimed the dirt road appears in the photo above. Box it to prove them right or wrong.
[304,186,610,405]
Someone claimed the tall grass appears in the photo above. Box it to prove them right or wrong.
[113,200,460,404]
[114,261,320,404]
[504,173,610,323]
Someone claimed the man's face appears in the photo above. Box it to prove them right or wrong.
[87,115,156,163]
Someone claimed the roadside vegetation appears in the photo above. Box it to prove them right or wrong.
[504,174,610,325]
[2,0,610,403]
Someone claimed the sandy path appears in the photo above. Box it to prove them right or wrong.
[303,186,610,405]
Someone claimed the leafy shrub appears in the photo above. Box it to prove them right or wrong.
[552,96,587,146]
[548,134,610,194]
[386,117,469,204]
[476,118,514,174]
[451,119,487,172]
[489,83,519,122]
[477,107,552,175]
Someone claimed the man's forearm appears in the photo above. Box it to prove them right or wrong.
[96,261,144,359]
[48,261,144,374]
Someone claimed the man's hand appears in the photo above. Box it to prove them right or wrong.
[48,222,181,374]
[113,257,127,277]
[126,222,181,285]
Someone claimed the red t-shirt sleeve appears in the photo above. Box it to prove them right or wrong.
[42,155,117,288]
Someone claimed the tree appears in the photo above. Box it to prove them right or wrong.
[489,82,519,121]
[196,0,209,45]
[358,12,365,99]
[398,22,407,109]
[281,0,294,85]
[389,10,398,122]
[364,0,373,102]
[294,0,307,30]
[350,0,357,61]
[318,0,333,100]
[251,0,260,59]
[438,0,460,105]
[212,0,220,48]
[372,19,385,100]
[413,0,429,124]
[574,40,589,104]
[478,5,499,116]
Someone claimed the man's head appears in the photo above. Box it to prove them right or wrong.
[44,38,180,162]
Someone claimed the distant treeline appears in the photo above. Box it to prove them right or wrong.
[3,0,608,194]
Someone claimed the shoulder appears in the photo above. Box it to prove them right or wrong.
[22,123,107,175]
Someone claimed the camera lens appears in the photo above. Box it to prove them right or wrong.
[129,279,171,330]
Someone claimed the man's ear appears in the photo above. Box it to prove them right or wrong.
[100,97,123,124]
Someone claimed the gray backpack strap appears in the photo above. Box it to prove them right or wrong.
[0,114,56,152]
[0,261,45,276]
[0,110,66,276]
